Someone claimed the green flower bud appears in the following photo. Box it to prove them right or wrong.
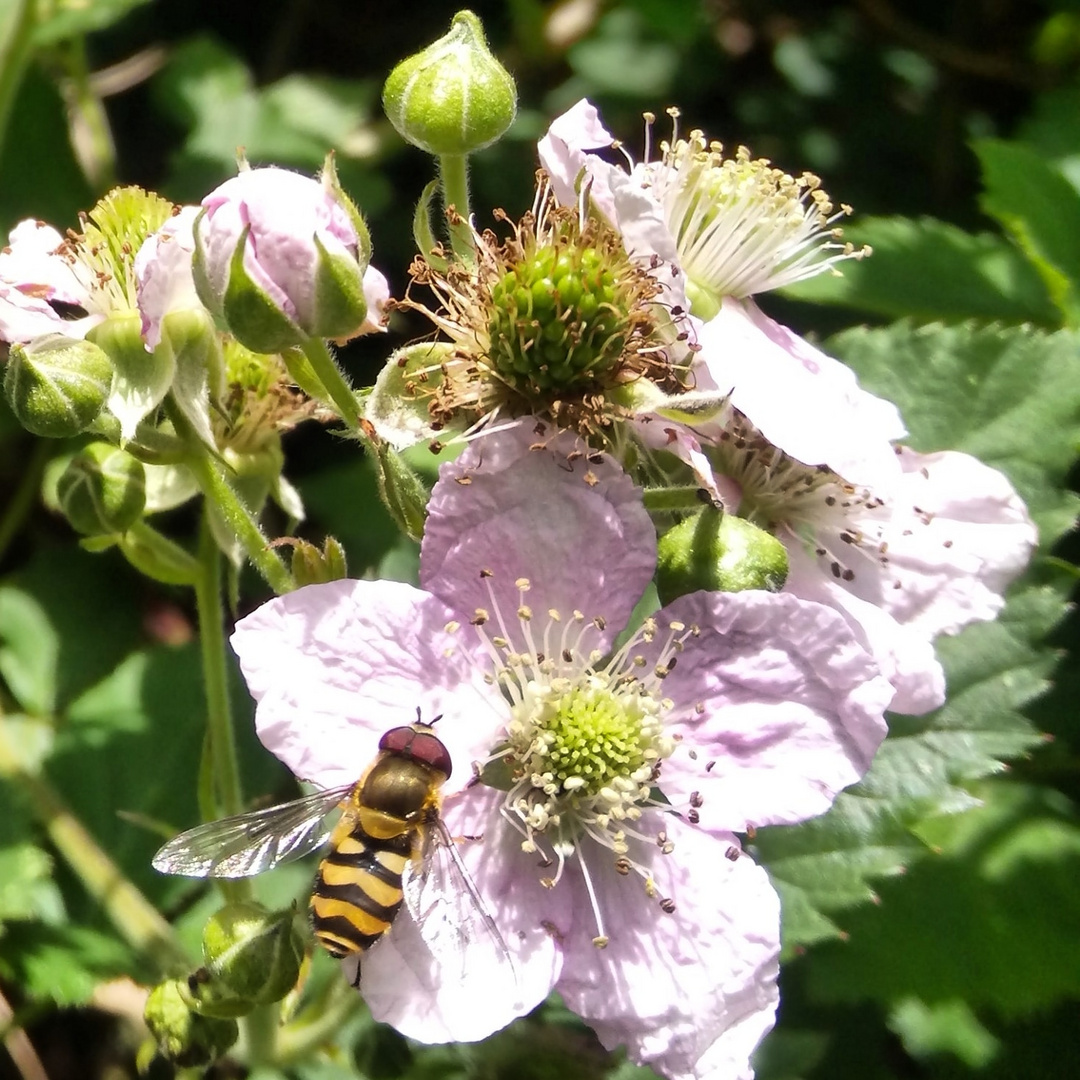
[289,536,348,587]
[144,978,238,1067]
[656,506,789,605]
[56,442,146,536]
[189,902,303,1016]
[383,10,517,156]
[4,334,113,438]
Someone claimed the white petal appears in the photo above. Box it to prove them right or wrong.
[537,98,615,207]
[649,590,891,830]
[876,448,1037,639]
[358,786,563,1042]
[557,818,780,1080]
[230,579,505,793]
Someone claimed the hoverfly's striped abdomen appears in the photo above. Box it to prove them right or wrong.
[309,740,447,960]
[310,818,413,958]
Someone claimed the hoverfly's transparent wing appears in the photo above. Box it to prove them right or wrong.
[152,784,355,878]
[402,816,520,990]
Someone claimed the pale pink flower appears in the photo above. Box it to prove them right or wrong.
[231,426,892,1079]
[0,219,102,343]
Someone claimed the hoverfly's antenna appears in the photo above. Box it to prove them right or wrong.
[415,706,444,727]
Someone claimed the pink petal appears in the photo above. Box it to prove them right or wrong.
[876,447,1037,638]
[358,264,391,333]
[421,425,656,655]
[537,98,615,208]
[650,590,891,830]
[230,579,504,793]
[358,785,563,1042]
[784,541,946,715]
[136,206,202,348]
[696,299,905,489]
[556,817,780,1080]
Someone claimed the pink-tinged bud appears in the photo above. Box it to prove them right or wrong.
[192,166,376,352]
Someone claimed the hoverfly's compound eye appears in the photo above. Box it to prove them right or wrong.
[378,724,454,778]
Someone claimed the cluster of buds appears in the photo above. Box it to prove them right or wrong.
[0,160,387,579]
[143,901,304,1067]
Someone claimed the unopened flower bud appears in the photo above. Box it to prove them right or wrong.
[655,505,788,604]
[56,442,146,536]
[193,166,379,352]
[289,536,348,586]
[144,978,238,1067]
[4,334,113,437]
[383,10,517,156]
[187,902,303,1016]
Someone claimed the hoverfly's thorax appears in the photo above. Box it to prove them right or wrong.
[357,754,442,837]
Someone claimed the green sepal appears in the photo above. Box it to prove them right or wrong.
[290,535,348,586]
[118,521,200,586]
[4,334,113,438]
[655,506,789,604]
[221,226,304,353]
[281,346,333,403]
[414,178,448,270]
[322,153,372,267]
[371,437,429,542]
[365,342,454,449]
[157,308,226,450]
[56,442,147,537]
[311,231,369,340]
[93,312,175,442]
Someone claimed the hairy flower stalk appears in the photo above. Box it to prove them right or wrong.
[390,181,693,442]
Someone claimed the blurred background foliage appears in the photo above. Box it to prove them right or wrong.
[1,1,1079,1078]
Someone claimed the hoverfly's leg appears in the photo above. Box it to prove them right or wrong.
[351,962,362,989]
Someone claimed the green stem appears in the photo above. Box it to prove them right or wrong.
[0,439,49,566]
[195,513,244,821]
[438,153,474,262]
[298,337,363,433]
[642,485,714,514]
[166,403,294,595]
[275,977,364,1064]
[241,1003,279,1069]
[0,0,35,159]
[0,719,189,974]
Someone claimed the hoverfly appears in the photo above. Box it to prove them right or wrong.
[152,718,511,975]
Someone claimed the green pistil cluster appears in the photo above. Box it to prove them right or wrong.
[488,242,630,393]
[538,685,649,799]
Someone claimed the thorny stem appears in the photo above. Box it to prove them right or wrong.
[438,153,475,262]
[166,401,294,595]
[0,717,189,974]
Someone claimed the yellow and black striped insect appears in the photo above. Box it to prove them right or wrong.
[152,720,505,968]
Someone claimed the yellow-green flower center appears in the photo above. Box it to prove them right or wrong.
[532,684,650,799]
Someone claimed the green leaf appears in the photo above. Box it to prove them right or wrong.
[826,322,1080,543]
[31,0,150,44]
[0,586,58,715]
[781,216,1057,326]
[801,783,1080,1016]
[757,581,1057,952]
[1016,87,1080,195]
[0,922,136,1005]
[975,140,1080,326]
